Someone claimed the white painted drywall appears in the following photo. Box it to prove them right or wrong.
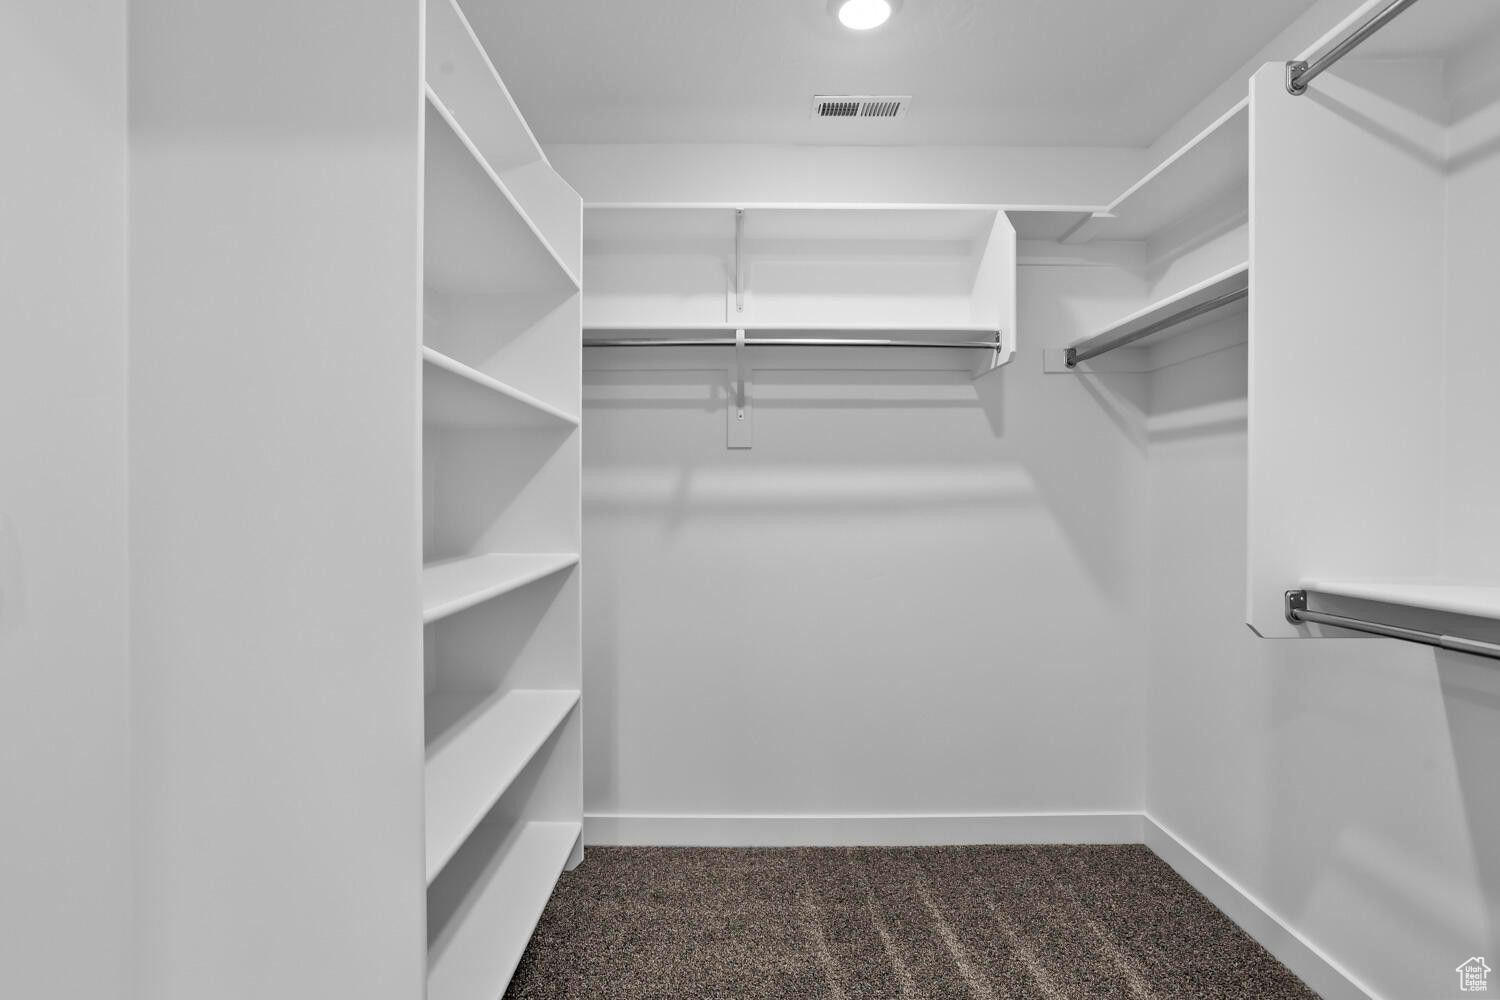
[1147,344,1500,1000]
[547,143,1146,208]
[127,3,426,997]
[1441,32,1500,585]
[581,254,1152,835]
[0,4,131,997]
[1145,0,1375,167]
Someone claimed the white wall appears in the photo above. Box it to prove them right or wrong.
[581,249,1153,843]
[549,143,1145,208]
[1146,344,1500,1000]
[1146,0,1374,165]
[0,4,130,998]
[127,3,426,997]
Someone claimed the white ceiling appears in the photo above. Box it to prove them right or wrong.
[462,0,1317,148]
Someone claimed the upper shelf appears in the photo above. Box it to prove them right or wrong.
[423,347,579,429]
[424,95,580,298]
[1008,101,1249,248]
[1065,100,1248,244]
[583,206,1016,354]
[425,0,544,175]
[424,0,582,284]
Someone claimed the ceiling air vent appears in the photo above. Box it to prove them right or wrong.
[812,95,911,120]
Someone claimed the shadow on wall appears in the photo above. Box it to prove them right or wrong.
[584,345,1148,608]
[1144,340,1500,997]
[1439,654,1500,948]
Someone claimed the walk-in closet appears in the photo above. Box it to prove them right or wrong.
[5,0,1499,998]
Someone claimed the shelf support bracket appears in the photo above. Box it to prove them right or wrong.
[728,327,752,449]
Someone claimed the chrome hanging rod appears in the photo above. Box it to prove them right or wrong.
[584,334,1001,352]
[1284,590,1500,661]
[1286,0,1423,95]
[1065,286,1247,368]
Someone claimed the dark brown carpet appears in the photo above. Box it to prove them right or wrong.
[505,845,1318,1000]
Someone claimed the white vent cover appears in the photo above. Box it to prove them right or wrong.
[811,95,910,120]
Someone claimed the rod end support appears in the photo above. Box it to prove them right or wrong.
[1284,589,1309,624]
[1063,347,1079,369]
[1285,61,1309,95]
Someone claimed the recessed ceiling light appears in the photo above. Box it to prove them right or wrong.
[834,0,895,31]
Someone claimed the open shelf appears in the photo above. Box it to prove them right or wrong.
[1044,262,1249,373]
[423,347,579,429]
[424,0,582,281]
[422,553,578,624]
[425,688,579,882]
[425,0,543,175]
[1063,100,1248,245]
[427,819,580,1000]
[583,206,1015,355]
[424,93,580,298]
[1304,582,1500,622]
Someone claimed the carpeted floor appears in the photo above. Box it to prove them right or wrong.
[505,845,1319,999]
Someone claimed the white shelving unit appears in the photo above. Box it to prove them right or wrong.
[583,205,1017,370]
[1030,100,1250,375]
[1246,1,1500,638]
[419,1,584,997]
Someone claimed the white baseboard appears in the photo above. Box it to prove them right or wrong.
[583,809,1375,1000]
[584,811,1144,847]
[1142,816,1378,1000]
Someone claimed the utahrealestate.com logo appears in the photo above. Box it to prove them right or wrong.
[1458,957,1492,992]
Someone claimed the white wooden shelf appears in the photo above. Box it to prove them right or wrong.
[417,5,583,995]
[1044,263,1249,373]
[1062,100,1249,245]
[423,347,579,429]
[1304,582,1500,621]
[425,688,579,882]
[422,553,579,624]
[424,0,582,281]
[424,92,581,297]
[427,819,581,1000]
[425,0,544,175]
[583,205,1015,352]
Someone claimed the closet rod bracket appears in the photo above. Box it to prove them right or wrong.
[1284,61,1310,96]
[1285,0,1424,95]
[728,328,752,449]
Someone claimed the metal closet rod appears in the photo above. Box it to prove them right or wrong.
[1065,286,1247,368]
[1284,590,1500,661]
[584,334,1001,351]
[1286,0,1423,95]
